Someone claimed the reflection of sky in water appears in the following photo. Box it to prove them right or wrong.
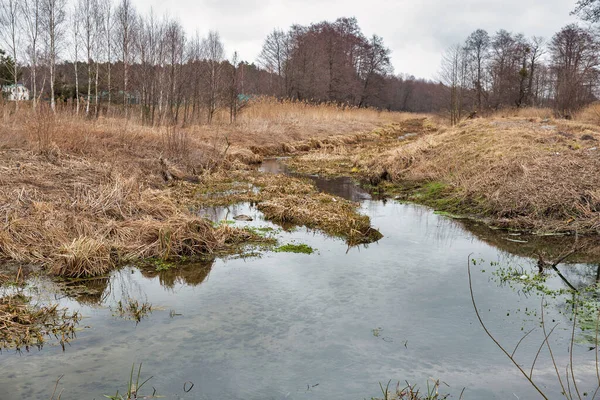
[1,201,598,400]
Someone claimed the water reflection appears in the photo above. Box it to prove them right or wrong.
[59,277,110,305]
[260,158,372,202]
[139,259,214,289]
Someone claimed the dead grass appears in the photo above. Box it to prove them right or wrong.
[0,99,400,278]
[487,107,556,120]
[283,118,438,177]
[369,118,600,233]
[258,193,382,245]
[0,293,81,351]
[176,169,382,245]
[575,102,600,125]
[204,97,422,149]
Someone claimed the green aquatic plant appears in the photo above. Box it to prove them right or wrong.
[274,243,315,254]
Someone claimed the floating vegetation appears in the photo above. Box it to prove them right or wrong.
[274,243,315,254]
[0,294,81,351]
[112,299,152,323]
[244,226,278,238]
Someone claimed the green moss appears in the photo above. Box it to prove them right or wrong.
[274,243,315,254]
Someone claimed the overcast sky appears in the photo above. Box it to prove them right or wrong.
[131,0,580,80]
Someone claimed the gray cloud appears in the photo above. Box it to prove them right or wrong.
[133,0,580,80]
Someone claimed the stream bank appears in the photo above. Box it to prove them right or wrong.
[1,157,600,399]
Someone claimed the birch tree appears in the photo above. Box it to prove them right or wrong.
[41,0,66,112]
[115,0,135,116]
[71,3,81,114]
[201,30,224,124]
[22,0,40,108]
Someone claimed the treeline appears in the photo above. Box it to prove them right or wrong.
[441,23,600,123]
[0,0,439,125]
[0,0,277,124]
[256,18,445,112]
[3,0,597,123]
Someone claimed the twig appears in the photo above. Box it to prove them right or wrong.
[530,323,558,379]
[570,298,583,400]
[50,374,64,400]
[541,299,568,398]
[512,327,536,358]
[467,253,549,400]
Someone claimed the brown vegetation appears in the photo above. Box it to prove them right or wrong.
[0,99,395,279]
[281,110,600,236]
[371,116,600,233]
[0,293,80,351]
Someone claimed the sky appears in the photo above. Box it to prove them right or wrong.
[131,0,580,81]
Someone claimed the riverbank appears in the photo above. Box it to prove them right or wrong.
[284,115,600,238]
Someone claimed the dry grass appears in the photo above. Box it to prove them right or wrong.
[487,107,555,120]
[258,193,383,245]
[205,97,421,149]
[575,102,600,125]
[369,118,600,233]
[0,99,401,278]
[284,118,438,177]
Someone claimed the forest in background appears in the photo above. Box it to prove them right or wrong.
[0,0,600,124]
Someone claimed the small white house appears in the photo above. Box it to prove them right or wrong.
[2,84,30,101]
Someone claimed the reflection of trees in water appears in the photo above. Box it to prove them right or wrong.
[560,264,600,291]
[139,258,214,289]
[58,258,214,306]
[460,219,600,264]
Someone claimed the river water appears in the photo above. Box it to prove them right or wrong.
[1,159,598,399]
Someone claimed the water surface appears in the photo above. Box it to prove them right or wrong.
[1,164,597,400]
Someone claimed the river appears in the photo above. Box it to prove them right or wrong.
[0,159,597,399]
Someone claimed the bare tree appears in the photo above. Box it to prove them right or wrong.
[0,0,22,108]
[71,2,81,114]
[573,0,600,22]
[22,0,40,108]
[100,0,112,111]
[92,0,103,117]
[41,0,67,112]
[465,29,490,111]
[115,0,135,116]
[550,24,600,115]
[526,36,545,107]
[440,44,468,125]
[257,29,289,96]
[79,0,99,116]
[358,34,392,107]
[228,51,242,123]
[201,30,224,124]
